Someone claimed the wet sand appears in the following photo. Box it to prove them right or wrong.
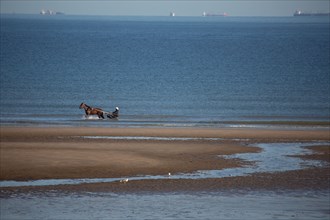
[1,127,329,193]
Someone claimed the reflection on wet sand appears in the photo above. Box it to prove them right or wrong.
[1,141,328,188]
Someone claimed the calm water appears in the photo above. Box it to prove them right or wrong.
[1,15,329,128]
[1,190,329,220]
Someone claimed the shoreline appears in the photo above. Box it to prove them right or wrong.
[0,119,329,131]
[1,126,329,140]
[1,126,329,193]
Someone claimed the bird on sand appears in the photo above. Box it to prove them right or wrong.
[120,178,129,183]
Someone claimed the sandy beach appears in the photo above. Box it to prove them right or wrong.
[1,127,329,192]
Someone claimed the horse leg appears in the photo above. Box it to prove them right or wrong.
[98,112,104,119]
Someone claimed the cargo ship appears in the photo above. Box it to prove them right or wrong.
[294,10,330,16]
[203,11,228,17]
[40,9,64,15]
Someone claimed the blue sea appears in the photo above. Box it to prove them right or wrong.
[1,15,329,128]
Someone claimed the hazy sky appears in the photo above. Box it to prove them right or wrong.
[1,0,329,17]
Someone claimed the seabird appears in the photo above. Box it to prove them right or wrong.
[120,178,129,183]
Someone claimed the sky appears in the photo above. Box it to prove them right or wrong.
[1,0,329,17]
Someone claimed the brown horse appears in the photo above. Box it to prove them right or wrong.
[79,102,104,119]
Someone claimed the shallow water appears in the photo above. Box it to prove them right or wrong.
[1,141,328,188]
[1,190,329,220]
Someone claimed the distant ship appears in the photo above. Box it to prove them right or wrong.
[170,12,175,17]
[203,11,228,17]
[294,10,330,16]
[40,9,64,15]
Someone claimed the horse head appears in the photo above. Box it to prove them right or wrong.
[79,103,85,109]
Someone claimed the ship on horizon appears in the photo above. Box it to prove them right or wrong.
[294,10,330,16]
[203,11,228,17]
[40,9,64,15]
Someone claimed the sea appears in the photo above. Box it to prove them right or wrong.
[1,15,329,128]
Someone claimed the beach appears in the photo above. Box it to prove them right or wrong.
[1,127,329,191]
[1,127,329,219]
